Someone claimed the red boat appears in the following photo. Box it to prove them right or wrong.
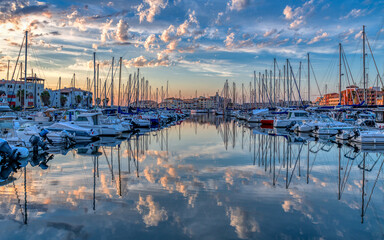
[260,119,274,125]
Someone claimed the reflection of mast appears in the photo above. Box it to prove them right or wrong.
[118,144,122,197]
[136,134,139,178]
[24,166,27,224]
[93,156,96,211]
[361,152,365,224]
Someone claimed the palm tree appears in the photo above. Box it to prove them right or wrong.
[17,89,24,106]
[40,91,50,106]
[75,95,82,105]
[60,96,67,107]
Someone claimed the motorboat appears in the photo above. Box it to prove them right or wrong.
[274,110,310,128]
[70,112,123,136]
[46,122,99,143]
[350,130,384,144]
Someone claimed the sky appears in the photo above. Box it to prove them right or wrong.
[0,0,383,101]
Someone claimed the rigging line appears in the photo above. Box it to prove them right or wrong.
[289,63,303,106]
[365,34,383,87]
[309,61,323,98]
[11,34,25,89]
[342,46,357,86]
[364,158,384,215]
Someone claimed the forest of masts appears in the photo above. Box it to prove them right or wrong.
[220,55,315,110]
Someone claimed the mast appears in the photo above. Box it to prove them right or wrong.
[363,25,366,105]
[339,43,342,105]
[7,60,10,80]
[118,57,122,109]
[283,65,286,107]
[273,58,276,105]
[111,57,114,107]
[24,31,28,111]
[97,64,99,107]
[59,76,61,107]
[253,71,256,108]
[93,52,96,106]
[307,53,310,104]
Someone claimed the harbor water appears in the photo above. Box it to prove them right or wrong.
[0,114,383,239]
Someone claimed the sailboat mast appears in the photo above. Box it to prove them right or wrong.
[339,43,342,105]
[363,25,366,104]
[307,53,310,104]
[111,57,114,107]
[118,57,122,109]
[93,52,96,107]
[24,31,28,111]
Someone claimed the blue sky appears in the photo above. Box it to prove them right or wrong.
[0,0,383,100]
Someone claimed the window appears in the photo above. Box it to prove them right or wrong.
[76,116,88,122]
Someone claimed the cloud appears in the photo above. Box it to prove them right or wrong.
[354,30,363,39]
[137,0,168,23]
[224,32,235,48]
[340,9,365,19]
[144,34,156,50]
[166,39,179,52]
[160,25,175,43]
[227,0,250,11]
[283,6,293,20]
[115,19,129,42]
[176,10,199,37]
[263,29,277,37]
[283,0,316,30]
[123,52,170,68]
[92,43,98,50]
[101,19,113,43]
[308,30,328,44]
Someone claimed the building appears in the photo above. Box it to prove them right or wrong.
[0,77,44,108]
[160,97,184,109]
[50,87,92,108]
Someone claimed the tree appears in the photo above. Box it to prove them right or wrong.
[17,89,24,106]
[75,95,82,105]
[60,96,67,107]
[103,98,109,106]
[41,90,50,106]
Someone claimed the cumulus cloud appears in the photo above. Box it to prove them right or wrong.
[166,39,179,53]
[144,34,156,50]
[137,0,167,23]
[176,10,198,37]
[283,0,316,30]
[308,30,328,44]
[115,19,129,42]
[283,6,293,20]
[227,0,250,11]
[101,19,113,43]
[224,32,235,48]
[123,52,170,68]
[160,25,175,43]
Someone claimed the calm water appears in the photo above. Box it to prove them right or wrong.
[0,114,383,239]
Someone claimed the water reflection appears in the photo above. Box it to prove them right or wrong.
[0,114,383,239]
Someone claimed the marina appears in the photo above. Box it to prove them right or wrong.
[1,0,384,239]
[0,114,384,239]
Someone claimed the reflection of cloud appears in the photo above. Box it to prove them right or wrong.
[282,200,292,212]
[227,207,260,239]
[136,195,168,227]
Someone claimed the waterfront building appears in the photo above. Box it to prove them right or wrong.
[0,77,44,108]
[50,87,92,108]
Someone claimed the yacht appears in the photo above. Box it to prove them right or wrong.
[274,110,310,128]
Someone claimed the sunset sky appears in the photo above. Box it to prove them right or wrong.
[0,0,383,99]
